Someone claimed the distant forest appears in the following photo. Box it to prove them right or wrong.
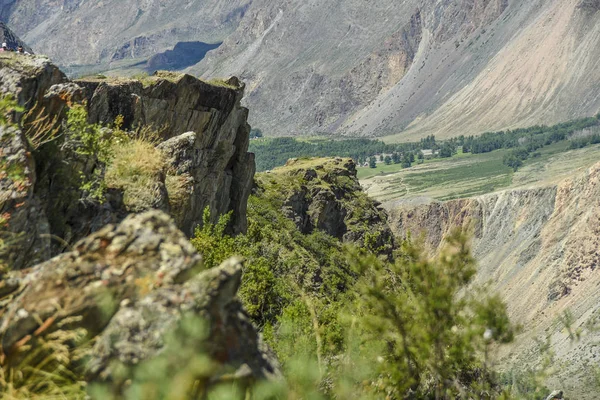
[249,114,600,172]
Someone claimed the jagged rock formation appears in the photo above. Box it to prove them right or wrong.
[0,125,49,270]
[257,157,395,256]
[0,210,280,387]
[387,162,600,399]
[76,73,255,236]
[0,55,254,269]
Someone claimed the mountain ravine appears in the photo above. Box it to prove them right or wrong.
[2,0,599,140]
[387,162,600,399]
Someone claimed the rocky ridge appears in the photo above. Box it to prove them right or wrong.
[0,211,281,390]
[0,54,277,394]
[257,157,395,256]
[0,54,254,269]
[387,162,600,398]
[76,73,255,236]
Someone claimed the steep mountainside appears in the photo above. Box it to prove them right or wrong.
[0,0,249,69]
[2,0,599,140]
[387,162,600,398]
[194,0,600,139]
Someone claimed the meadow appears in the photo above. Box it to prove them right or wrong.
[360,142,600,204]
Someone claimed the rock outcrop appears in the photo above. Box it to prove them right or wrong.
[0,125,49,271]
[387,162,600,399]
[257,157,395,256]
[0,210,280,388]
[0,55,255,269]
[0,54,273,394]
[75,73,255,236]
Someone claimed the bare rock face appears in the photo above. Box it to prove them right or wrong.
[0,125,49,271]
[77,74,255,235]
[0,53,65,108]
[0,210,280,386]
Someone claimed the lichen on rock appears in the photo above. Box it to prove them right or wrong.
[0,210,280,389]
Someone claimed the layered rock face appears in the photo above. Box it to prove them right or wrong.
[0,55,254,270]
[387,162,600,398]
[76,73,255,236]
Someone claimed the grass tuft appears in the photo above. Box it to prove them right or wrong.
[104,140,166,211]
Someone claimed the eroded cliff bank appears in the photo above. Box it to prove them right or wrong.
[387,162,600,398]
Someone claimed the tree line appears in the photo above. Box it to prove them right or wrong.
[249,114,600,172]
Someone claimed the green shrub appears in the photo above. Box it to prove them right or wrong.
[190,207,236,270]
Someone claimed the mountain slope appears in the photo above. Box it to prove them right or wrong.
[2,0,599,140]
[194,0,600,139]
[0,0,250,69]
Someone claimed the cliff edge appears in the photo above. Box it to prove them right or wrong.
[0,53,254,270]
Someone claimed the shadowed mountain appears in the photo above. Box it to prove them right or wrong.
[146,41,222,72]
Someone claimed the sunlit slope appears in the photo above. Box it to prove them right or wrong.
[382,0,600,140]
[386,159,600,399]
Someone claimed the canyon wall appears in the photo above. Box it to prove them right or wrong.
[387,162,600,398]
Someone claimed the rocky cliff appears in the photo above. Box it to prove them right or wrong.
[0,53,276,396]
[0,54,254,270]
[75,73,255,237]
[387,162,600,398]
[256,157,395,256]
